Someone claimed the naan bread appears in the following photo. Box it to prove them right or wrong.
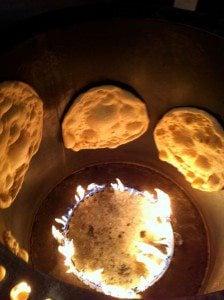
[0,265,6,282]
[0,81,43,208]
[62,85,149,151]
[154,107,224,192]
[3,230,29,262]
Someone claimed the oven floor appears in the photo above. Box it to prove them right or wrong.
[30,162,209,298]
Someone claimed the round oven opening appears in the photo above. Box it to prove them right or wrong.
[52,179,174,299]
[0,17,223,300]
[30,162,209,298]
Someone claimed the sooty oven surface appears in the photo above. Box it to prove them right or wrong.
[0,18,224,299]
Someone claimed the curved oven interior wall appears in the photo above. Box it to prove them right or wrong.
[0,20,223,295]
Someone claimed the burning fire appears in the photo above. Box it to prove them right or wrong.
[10,281,31,300]
[52,179,174,299]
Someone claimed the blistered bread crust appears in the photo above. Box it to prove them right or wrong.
[3,230,29,262]
[0,81,43,208]
[154,107,224,192]
[62,85,149,151]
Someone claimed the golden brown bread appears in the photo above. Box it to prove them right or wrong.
[154,107,224,192]
[3,230,29,262]
[62,85,149,151]
[0,265,6,282]
[0,81,43,208]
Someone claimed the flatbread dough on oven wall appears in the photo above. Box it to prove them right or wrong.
[0,81,43,208]
[154,107,224,192]
[62,85,149,151]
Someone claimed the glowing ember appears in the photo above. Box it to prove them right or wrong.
[10,281,31,300]
[52,179,174,299]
